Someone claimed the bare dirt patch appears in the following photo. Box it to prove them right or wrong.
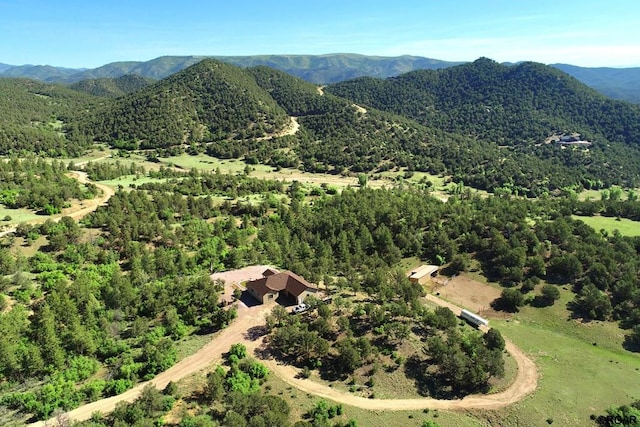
[433,274,502,315]
[211,265,278,303]
[352,104,367,114]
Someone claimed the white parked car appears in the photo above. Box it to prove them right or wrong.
[292,303,309,314]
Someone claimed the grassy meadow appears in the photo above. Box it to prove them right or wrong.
[573,215,640,237]
[485,287,640,427]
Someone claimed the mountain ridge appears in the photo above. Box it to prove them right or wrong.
[2,56,640,196]
[2,54,640,103]
[73,58,640,196]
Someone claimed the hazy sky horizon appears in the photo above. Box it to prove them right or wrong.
[2,0,640,69]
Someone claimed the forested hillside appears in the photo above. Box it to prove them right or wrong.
[327,58,640,192]
[60,59,640,196]
[328,58,640,146]
[80,59,290,149]
[69,74,153,98]
[0,79,95,156]
[552,63,640,104]
[2,53,640,426]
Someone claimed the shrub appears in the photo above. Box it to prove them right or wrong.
[105,379,133,396]
[301,366,311,379]
[163,381,179,397]
[82,380,106,402]
[228,343,248,360]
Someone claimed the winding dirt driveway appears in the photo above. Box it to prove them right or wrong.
[263,295,538,411]
[31,303,272,427]
[35,291,537,426]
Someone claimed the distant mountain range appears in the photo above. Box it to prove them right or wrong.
[551,63,640,103]
[2,54,639,103]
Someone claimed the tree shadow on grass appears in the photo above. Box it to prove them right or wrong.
[622,336,640,353]
[403,355,454,399]
[244,325,268,342]
[317,355,349,382]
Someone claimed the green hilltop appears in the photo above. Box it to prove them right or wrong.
[69,74,154,98]
[80,59,290,149]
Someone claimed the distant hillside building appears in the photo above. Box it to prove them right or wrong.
[408,265,439,285]
[246,269,318,305]
[554,134,592,146]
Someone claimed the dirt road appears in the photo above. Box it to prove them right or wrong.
[64,171,115,220]
[256,116,299,141]
[31,303,272,427]
[259,295,537,411]
[36,291,537,425]
[0,170,115,238]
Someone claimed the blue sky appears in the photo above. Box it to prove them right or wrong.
[2,0,640,68]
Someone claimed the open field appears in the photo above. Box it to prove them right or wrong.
[489,316,639,426]
[573,214,640,237]
[98,174,176,190]
[433,273,503,314]
[577,186,632,201]
[0,206,40,226]
[376,169,449,189]
[422,271,640,426]
[162,153,396,189]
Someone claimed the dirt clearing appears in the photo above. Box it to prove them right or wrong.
[433,274,502,315]
[211,265,278,303]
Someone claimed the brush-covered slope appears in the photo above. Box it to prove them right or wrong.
[246,65,346,115]
[69,74,154,98]
[328,58,640,145]
[243,66,594,191]
[206,65,440,172]
[83,59,290,149]
[327,58,640,189]
[0,78,95,156]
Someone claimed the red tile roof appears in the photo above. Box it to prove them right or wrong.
[246,270,316,298]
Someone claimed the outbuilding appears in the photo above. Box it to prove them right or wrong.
[408,264,439,285]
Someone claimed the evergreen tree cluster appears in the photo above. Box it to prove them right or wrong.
[0,158,92,213]
[0,79,95,156]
